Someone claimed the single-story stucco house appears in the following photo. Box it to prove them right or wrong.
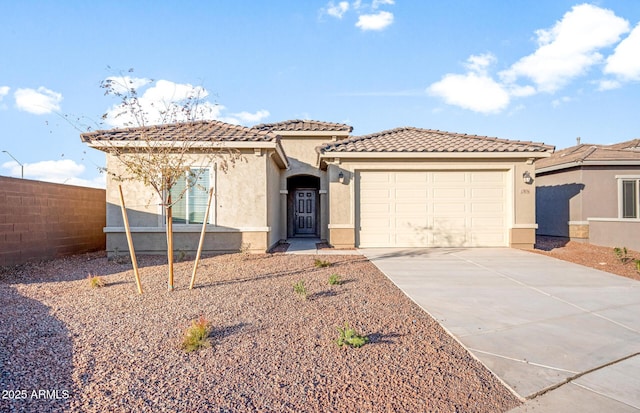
[536,138,640,250]
[80,119,554,255]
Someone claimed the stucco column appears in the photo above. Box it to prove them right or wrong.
[319,189,327,241]
[280,189,288,241]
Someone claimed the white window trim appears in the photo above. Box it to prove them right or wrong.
[617,176,640,219]
[159,166,216,226]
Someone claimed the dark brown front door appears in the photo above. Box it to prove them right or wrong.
[294,189,316,235]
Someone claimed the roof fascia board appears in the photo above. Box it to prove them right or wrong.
[537,160,640,174]
[87,140,279,149]
[273,131,351,137]
[319,151,552,160]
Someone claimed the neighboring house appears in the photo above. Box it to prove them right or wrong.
[536,139,640,250]
[81,120,553,255]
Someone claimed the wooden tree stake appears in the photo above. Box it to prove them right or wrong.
[167,194,174,291]
[118,185,143,294]
[190,188,214,289]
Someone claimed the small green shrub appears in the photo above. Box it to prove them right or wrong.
[314,259,332,268]
[88,274,105,288]
[182,316,212,353]
[293,280,308,300]
[176,249,188,262]
[635,259,640,273]
[328,273,342,285]
[613,247,630,263]
[336,322,369,348]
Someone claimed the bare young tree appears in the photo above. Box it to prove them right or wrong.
[92,70,239,291]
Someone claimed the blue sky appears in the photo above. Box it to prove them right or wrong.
[1,1,639,187]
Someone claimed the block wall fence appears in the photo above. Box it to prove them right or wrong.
[0,176,106,267]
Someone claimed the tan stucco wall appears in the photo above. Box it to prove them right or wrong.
[324,157,539,248]
[266,152,284,249]
[278,135,335,241]
[105,150,280,255]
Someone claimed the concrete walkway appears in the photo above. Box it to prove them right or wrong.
[284,238,361,255]
[361,248,640,412]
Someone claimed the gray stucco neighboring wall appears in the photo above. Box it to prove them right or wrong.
[536,165,640,240]
[536,167,584,237]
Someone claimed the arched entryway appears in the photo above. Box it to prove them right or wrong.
[287,175,320,238]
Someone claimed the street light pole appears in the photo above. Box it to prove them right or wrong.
[2,150,24,179]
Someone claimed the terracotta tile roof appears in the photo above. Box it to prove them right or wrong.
[536,140,640,170]
[319,127,554,154]
[255,119,353,133]
[80,120,279,143]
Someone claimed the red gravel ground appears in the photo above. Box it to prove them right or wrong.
[531,236,640,281]
[0,252,521,412]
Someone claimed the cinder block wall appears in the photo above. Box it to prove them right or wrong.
[0,176,106,267]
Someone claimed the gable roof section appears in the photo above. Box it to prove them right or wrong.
[81,120,278,143]
[80,120,289,168]
[319,127,554,157]
[536,140,640,173]
[255,119,353,133]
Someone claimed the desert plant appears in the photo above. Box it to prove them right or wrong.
[293,280,308,299]
[181,316,212,353]
[336,322,368,348]
[635,259,640,273]
[328,273,342,285]
[240,242,252,260]
[176,249,188,262]
[88,274,106,288]
[314,258,332,268]
[613,247,630,263]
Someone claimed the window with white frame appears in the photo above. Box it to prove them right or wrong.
[168,168,212,224]
[619,177,640,219]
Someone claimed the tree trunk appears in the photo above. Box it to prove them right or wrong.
[166,197,175,291]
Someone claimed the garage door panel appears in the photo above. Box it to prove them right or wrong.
[471,188,503,198]
[471,171,504,183]
[433,203,466,213]
[358,170,507,247]
[433,188,466,198]
[433,172,466,183]
[471,203,504,213]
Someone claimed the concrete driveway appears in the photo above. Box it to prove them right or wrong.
[361,248,640,412]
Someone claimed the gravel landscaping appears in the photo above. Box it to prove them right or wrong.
[0,251,521,412]
[532,236,640,281]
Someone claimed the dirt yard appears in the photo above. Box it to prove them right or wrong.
[532,236,640,281]
[0,252,520,412]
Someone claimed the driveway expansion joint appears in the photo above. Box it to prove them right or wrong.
[525,351,640,400]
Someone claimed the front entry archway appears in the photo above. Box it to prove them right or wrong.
[287,175,320,238]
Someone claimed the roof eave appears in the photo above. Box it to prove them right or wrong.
[536,160,640,174]
[319,151,553,159]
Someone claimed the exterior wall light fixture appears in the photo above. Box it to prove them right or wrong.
[523,171,533,185]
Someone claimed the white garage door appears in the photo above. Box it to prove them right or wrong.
[357,171,507,247]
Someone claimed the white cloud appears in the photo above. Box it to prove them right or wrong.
[1,159,104,188]
[226,110,270,125]
[14,87,63,115]
[0,86,9,110]
[103,76,152,94]
[428,54,510,114]
[356,11,394,31]
[428,72,510,114]
[551,96,572,108]
[372,0,394,9]
[499,4,629,93]
[604,22,640,81]
[597,79,622,91]
[325,1,349,18]
[103,78,269,128]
